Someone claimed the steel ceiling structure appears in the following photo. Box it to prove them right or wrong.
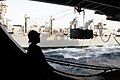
[31,0,120,21]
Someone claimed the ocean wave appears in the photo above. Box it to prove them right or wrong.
[44,46,120,75]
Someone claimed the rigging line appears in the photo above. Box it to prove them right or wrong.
[28,20,41,28]
[113,36,120,45]
[76,0,86,6]
[86,0,120,9]
[27,21,38,26]
[83,2,93,8]
[29,18,41,27]
[65,0,73,5]
[92,4,102,9]
[98,6,108,11]
[54,12,74,19]
[51,8,73,16]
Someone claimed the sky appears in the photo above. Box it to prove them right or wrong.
[4,0,120,30]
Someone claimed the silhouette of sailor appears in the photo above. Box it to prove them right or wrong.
[27,30,55,80]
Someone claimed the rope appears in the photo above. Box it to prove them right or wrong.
[46,57,120,70]
[54,68,105,77]
[51,9,73,16]
[54,12,74,19]
[47,59,110,70]
[113,36,120,45]
[100,33,112,43]
[29,18,41,27]
[46,57,120,77]
[65,0,73,5]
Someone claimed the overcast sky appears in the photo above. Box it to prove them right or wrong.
[4,0,120,30]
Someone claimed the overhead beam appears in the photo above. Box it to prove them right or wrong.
[86,0,120,9]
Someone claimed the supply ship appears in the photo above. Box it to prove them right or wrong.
[9,17,120,48]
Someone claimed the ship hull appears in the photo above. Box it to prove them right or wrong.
[11,34,120,48]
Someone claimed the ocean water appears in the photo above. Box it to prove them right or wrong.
[43,45,120,76]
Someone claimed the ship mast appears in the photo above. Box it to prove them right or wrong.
[24,14,30,34]
[50,16,55,35]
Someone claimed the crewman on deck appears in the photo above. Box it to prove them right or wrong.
[27,30,55,80]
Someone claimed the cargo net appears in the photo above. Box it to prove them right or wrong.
[70,18,94,39]
[70,29,93,39]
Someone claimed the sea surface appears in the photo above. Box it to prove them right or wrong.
[43,45,120,76]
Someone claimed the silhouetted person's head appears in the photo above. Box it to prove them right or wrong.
[28,30,40,44]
